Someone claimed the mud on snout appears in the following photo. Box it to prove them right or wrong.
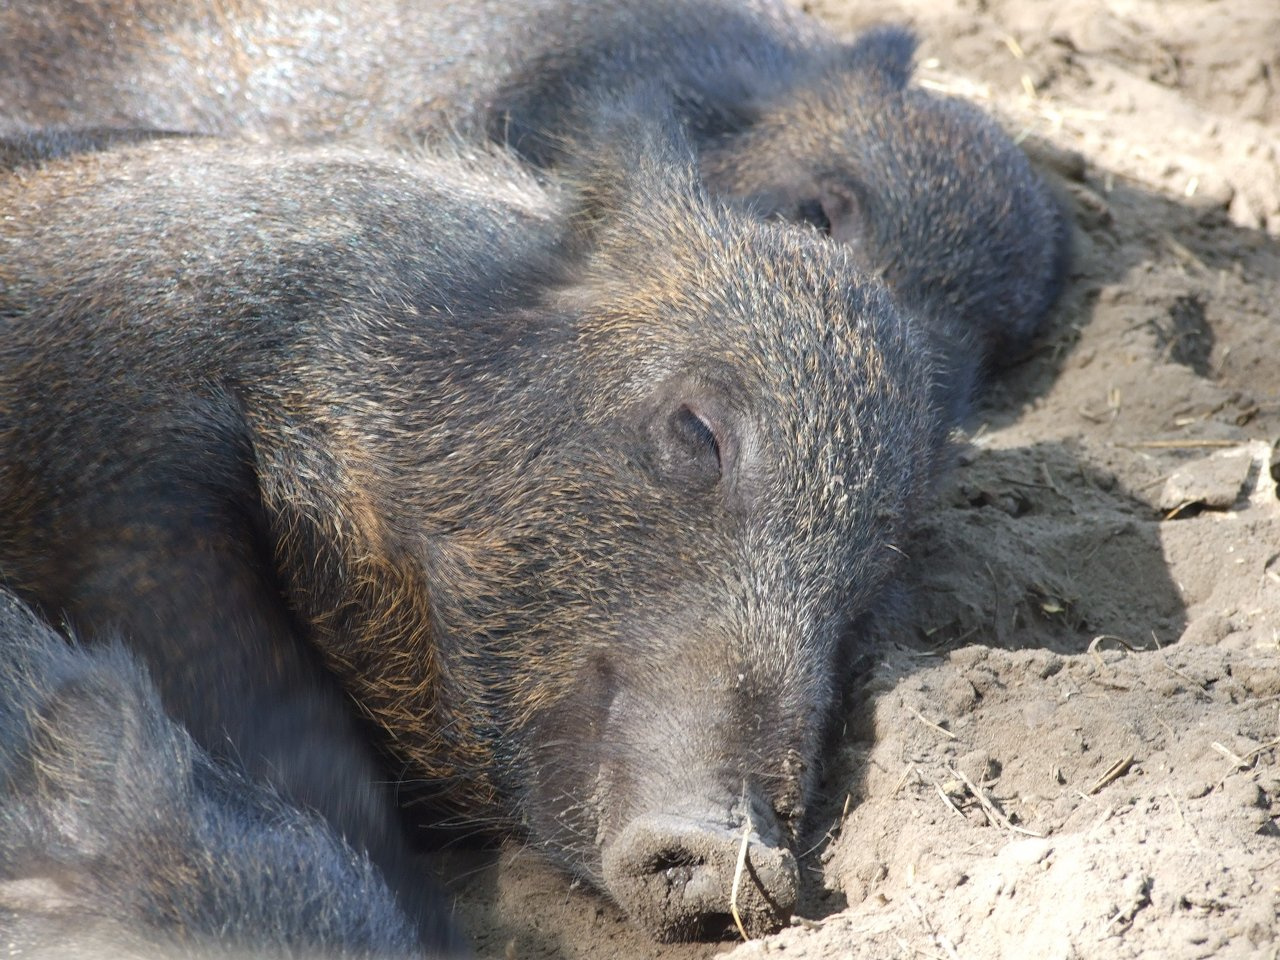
[601,804,799,940]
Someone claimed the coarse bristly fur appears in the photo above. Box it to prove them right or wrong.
[0,586,432,959]
[0,96,956,942]
[1,0,1071,413]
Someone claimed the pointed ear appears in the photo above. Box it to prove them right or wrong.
[676,56,774,141]
[817,178,869,250]
[839,25,919,93]
[555,84,709,262]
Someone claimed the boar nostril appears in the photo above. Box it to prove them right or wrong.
[649,849,701,872]
[602,812,798,942]
[649,850,702,890]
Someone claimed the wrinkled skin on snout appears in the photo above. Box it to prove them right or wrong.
[0,125,948,943]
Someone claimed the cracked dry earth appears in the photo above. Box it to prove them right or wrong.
[441,0,1280,957]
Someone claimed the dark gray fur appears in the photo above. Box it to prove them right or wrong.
[0,586,430,959]
[0,0,1068,414]
[0,109,951,942]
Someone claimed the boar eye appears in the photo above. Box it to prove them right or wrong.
[670,404,722,478]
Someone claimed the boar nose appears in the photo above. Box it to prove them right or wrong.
[601,810,798,941]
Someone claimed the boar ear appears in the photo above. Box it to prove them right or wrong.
[677,56,774,141]
[557,85,708,250]
[807,177,871,254]
[838,25,918,93]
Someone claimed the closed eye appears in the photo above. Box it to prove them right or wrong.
[672,404,722,477]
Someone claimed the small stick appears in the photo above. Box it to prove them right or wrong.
[951,767,1045,838]
[796,793,853,859]
[996,475,1058,491]
[1088,755,1135,795]
[1241,737,1280,764]
[894,763,918,796]
[986,562,1002,630]
[729,814,753,942]
[1213,737,1280,770]
[909,705,957,740]
[1089,634,1143,655]
[1162,233,1207,271]
[1160,658,1207,690]
[932,779,967,820]
[1122,439,1241,450]
[1039,461,1063,496]
[1088,634,1143,670]
[1210,737,1280,794]
[1211,741,1247,768]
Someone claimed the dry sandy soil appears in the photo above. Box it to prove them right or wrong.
[442,1,1280,957]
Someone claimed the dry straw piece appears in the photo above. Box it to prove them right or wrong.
[729,813,754,942]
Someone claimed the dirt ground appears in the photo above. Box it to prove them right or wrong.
[442,1,1280,957]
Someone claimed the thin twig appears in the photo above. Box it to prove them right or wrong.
[1122,439,1241,450]
[950,767,1045,838]
[1214,737,1280,770]
[729,813,753,942]
[1160,658,1207,690]
[894,764,918,796]
[932,779,967,820]
[909,705,958,740]
[1211,741,1247,768]
[1088,755,1135,795]
[1088,634,1144,670]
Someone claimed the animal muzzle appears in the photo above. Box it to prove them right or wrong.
[601,809,798,941]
